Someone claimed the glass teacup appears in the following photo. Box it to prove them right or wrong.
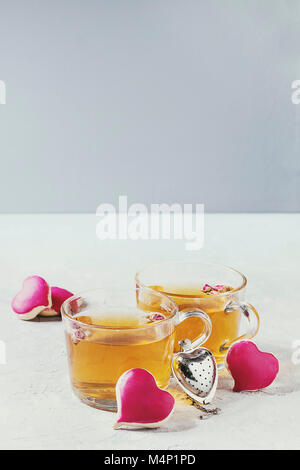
[61,286,212,411]
[136,261,260,368]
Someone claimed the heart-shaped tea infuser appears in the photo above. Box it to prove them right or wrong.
[172,339,218,404]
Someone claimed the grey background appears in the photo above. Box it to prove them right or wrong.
[0,0,299,213]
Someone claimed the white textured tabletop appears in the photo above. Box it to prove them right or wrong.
[1,214,299,450]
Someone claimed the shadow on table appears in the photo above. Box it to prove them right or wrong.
[32,315,62,323]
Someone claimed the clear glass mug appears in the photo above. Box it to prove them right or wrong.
[61,286,212,411]
[135,261,260,368]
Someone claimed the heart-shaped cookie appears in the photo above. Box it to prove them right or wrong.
[172,347,218,404]
[11,276,51,320]
[226,341,279,392]
[40,286,74,317]
[113,368,175,429]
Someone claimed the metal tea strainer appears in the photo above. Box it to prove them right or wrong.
[172,339,218,404]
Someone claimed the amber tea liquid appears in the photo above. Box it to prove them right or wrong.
[149,285,240,362]
[65,309,175,405]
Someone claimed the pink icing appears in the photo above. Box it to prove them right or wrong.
[50,286,73,314]
[114,368,175,429]
[40,286,74,317]
[11,276,50,318]
[226,341,279,392]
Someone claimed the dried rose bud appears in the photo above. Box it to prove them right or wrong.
[203,284,213,292]
[145,313,166,323]
[71,327,86,344]
[75,329,86,340]
[151,313,166,321]
[216,285,232,293]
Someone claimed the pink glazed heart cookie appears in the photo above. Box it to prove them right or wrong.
[114,368,175,429]
[226,341,279,392]
[11,276,51,320]
[40,286,73,317]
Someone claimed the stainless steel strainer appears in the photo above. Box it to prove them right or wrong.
[172,340,218,404]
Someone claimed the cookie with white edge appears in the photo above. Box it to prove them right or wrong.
[40,286,73,317]
[11,276,51,320]
[113,368,175,430]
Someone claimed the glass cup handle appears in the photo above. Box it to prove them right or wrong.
[175,308,212,353]
[220,301,260,352]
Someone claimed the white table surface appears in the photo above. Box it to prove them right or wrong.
[0,213,299,450]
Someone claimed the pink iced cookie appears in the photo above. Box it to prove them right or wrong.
[11,276,51,321]
[226,340,279,392]
[114,368,175,430]
[40,286,73,317]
